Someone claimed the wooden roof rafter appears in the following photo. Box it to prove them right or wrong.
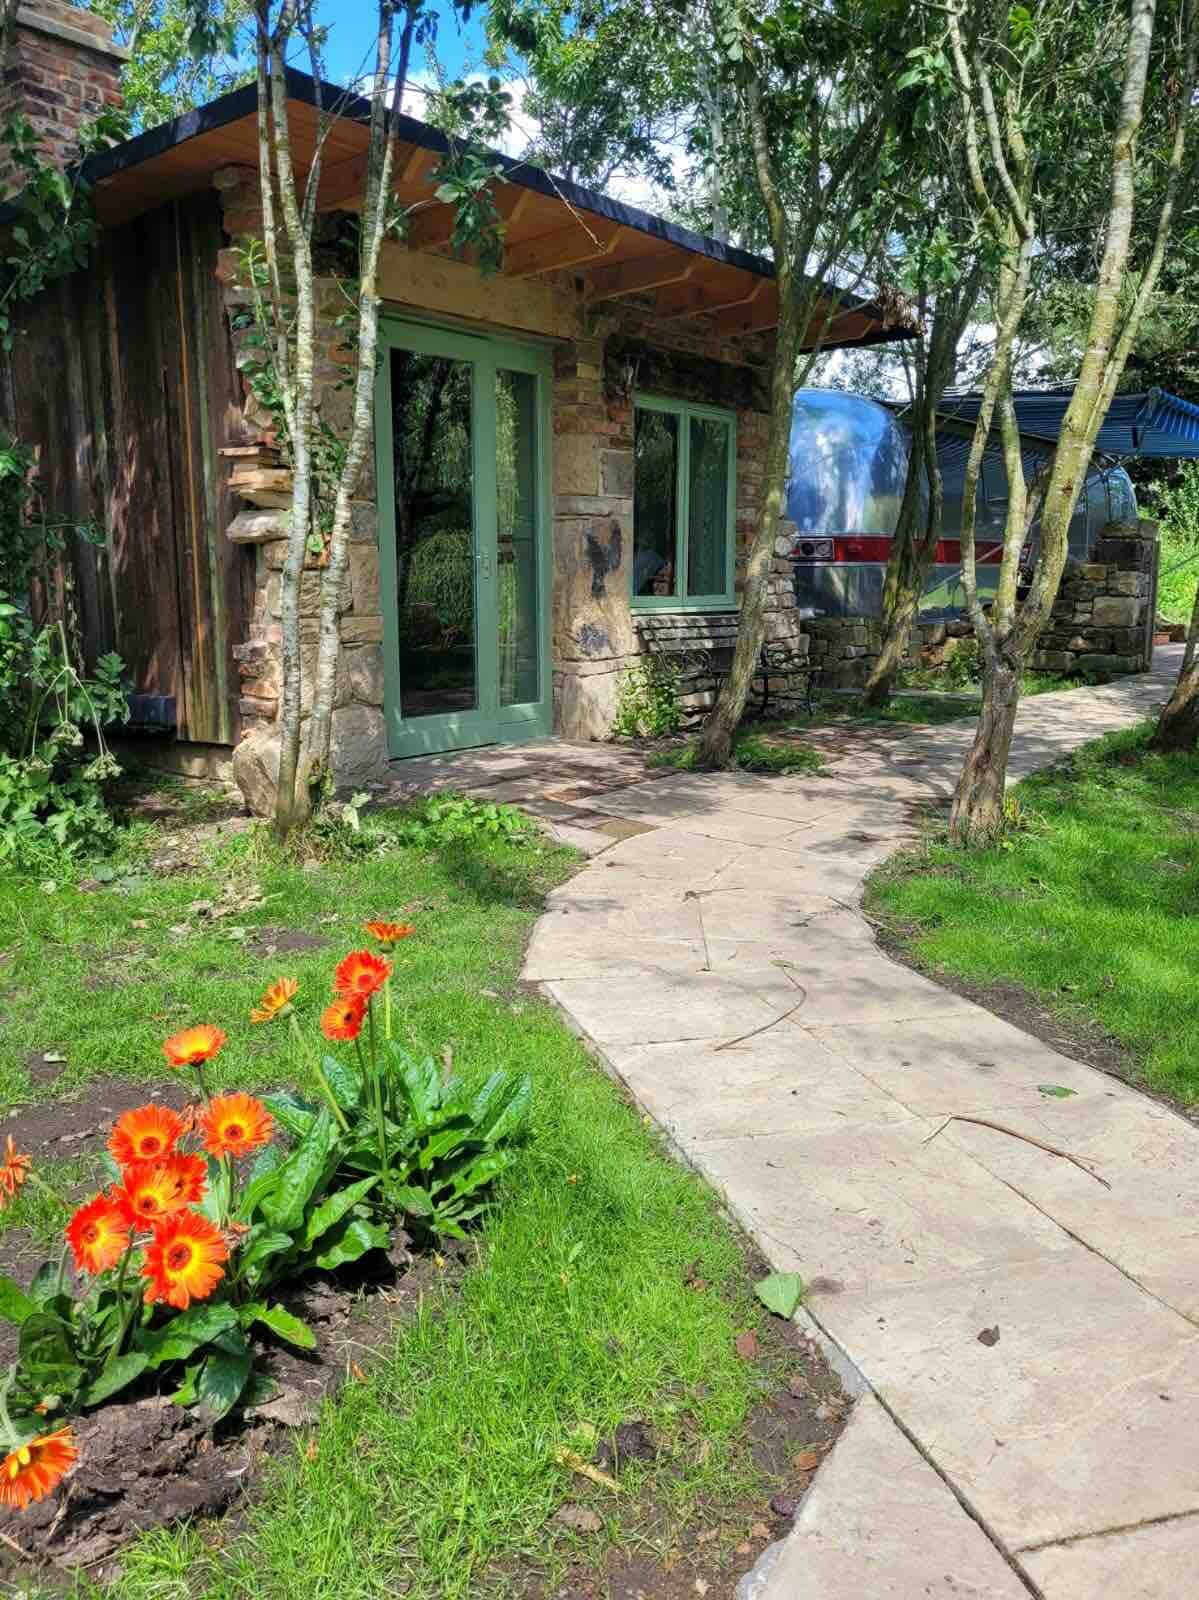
[64,65,915,353]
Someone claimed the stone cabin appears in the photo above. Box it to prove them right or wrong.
[2,2,909,804]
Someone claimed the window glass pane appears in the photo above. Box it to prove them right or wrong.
[633,408,679,597]
[496,368,539,706]
[687,416,730,597]
[391,349,477,720]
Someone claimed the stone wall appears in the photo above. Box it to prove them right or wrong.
[0,2,126,195]
[802,521,1159,689]
[550,322,807,737]
[213,169,389,813]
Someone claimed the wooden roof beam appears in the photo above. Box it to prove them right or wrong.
[712,285,783,336]
[655,278,765,321]
[501,217,623,278]
[582,252,695,302]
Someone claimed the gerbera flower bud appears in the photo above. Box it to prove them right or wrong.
[0,1427,77,1510]
[321,994,366,1041]
[65,1194,131,1275]
[332,949,392,1001]
[108,1104,185,1168]
[199,1092,273,1159]
[162,1025,226,1069]
[363,921,415,948]
[250,977,299,1024]
[141,1211,228,1310]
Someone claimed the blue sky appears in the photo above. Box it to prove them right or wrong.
[314,2,489,90]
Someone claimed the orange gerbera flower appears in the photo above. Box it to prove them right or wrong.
[0,1136,31,1209]
[141,1210,228,1310]
[65,1193,130,1275]
[0,1427,77,1510]
[199,1092,273,1159]
[321,994,366,1042]
[162,1024,226,1069]
[333,949,392,1001]
[108,1103,185,1167]
[250,977,299,1024]
[111,1153,208,1228]
[363,921,415,948]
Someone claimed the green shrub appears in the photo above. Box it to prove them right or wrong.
[613,654,682,737]
[0,601,127,864]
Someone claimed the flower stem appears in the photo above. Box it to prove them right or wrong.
[104,1241,138,1370]
[288,1015,348,1132]
[383,975,392,1043]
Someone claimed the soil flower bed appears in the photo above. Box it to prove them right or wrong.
[0,920,531,1536]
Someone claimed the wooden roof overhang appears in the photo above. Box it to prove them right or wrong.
[82,68,912,350]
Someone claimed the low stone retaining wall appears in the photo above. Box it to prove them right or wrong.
[801,520,1159,689]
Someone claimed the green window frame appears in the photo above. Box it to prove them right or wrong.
[631,393,737,611]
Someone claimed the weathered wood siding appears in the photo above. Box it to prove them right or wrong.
[5,189,251,745]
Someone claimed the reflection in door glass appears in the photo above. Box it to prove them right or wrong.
[391,348,476,720]
[497,369,538,706]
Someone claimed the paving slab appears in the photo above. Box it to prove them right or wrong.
[604,1031,916,1144]
[545,966,798,1047]
[1020,1512,1199,1598]
[818,1250,1199,1551]
[690,1119,1071,1295]
[749,1395,1029,1599]
[944,1094,1199,1322]
[806,1011,1114,1115]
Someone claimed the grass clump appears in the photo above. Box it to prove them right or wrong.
[649,729,824,776]
[868,724,1199,1106]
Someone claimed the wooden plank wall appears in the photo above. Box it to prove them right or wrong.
[4,190,252,746]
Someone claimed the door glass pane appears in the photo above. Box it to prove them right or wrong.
[497,369,539,706]
[687,416,730,597]
[633,408,679,597]
[391,348,476,720]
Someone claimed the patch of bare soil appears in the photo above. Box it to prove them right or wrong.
[498,1287,851,1600]
[4,1078,189,1159]
[0,1239,460,1582]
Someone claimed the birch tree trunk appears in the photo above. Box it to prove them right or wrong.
[255,2,320,837]
[306,1,416,784]
[862,269,980,708]
[946,0,1193,843]
[1151,580,1199,751]
[697,77,796,768]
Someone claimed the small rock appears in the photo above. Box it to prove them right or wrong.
[770,1494,798,1520]
[977,1326,1001,1347]
[553,1503,603,1534]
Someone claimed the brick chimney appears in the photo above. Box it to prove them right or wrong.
[0,2,127,195]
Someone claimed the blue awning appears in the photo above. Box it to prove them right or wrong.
[936,387,1199,459]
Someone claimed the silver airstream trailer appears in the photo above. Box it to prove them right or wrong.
[786,388,1138,620]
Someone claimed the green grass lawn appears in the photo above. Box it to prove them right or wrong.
[1,800,794,1599]
[868,725,1199,1107]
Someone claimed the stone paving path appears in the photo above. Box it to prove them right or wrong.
[505,649,1196,1599]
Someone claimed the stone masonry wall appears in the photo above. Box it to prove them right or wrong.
[213,168,388,812]
[551,312,806,738]
[0,2,126,196]
[802,521,1159,690]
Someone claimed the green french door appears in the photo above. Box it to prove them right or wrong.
[376,320,552,758]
